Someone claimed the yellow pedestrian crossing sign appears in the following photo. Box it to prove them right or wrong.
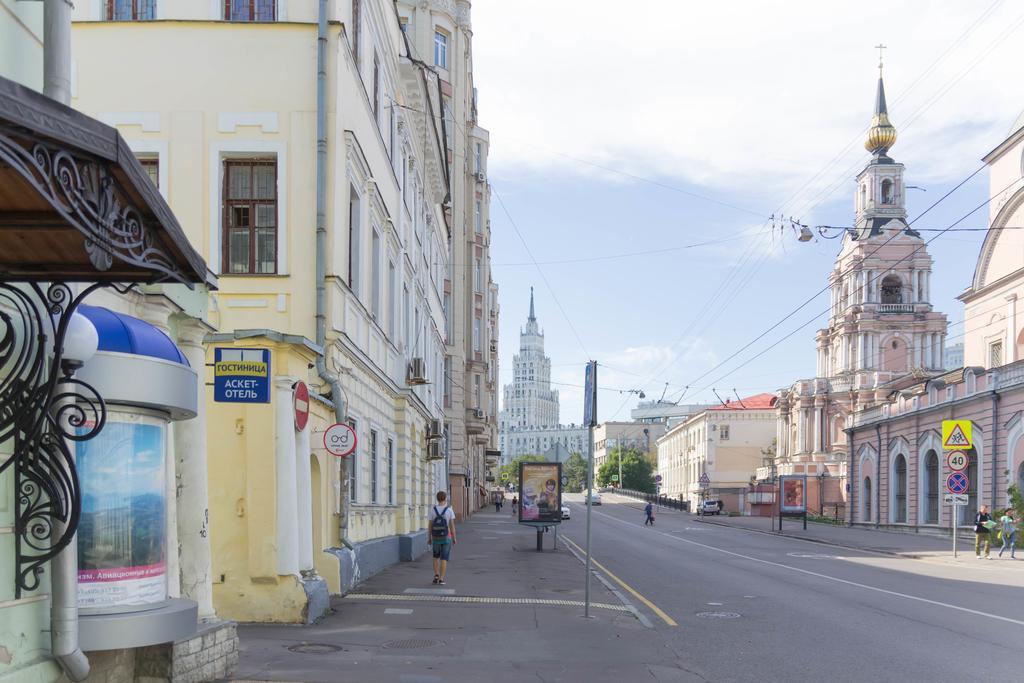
[942,420,972,450]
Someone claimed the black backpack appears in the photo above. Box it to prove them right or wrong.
[431,506,450,541]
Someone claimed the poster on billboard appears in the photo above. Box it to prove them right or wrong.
[779,475,807,515]
[519,462,562,524]
[76,413,168,608]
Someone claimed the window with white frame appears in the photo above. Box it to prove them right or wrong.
[474,200,482,234]
[388,260,397,339]
[372,53,381,124]
[387,438,394,504]
[990,340,1004,368]
[223,158,277,274]
[224,0,275,21]
[370,429,378,503]
[348,418,358,501]
[434,30,448,69]
[475,142,482,173]
[473,316,481,353]
[136,155,159,188]
[348,186,361,296]
[371,228,382,320]
[351,0,361,71]
[107,0,155,21]
[474,259,481,292]
[719,425,730,440]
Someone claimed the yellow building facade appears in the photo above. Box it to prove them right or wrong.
[70,0,454,623]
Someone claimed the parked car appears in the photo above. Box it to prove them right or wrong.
[588,492,602,506]
[561,505,571,520]
[699,500,723,516]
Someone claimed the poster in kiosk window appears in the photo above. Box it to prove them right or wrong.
[519,462,562,524]
[779,475,807,514]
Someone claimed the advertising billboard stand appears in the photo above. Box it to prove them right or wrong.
[518,461,563,553]
[778,475,808,531]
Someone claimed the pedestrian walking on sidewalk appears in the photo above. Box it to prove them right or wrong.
[511,496,518,514]
[644,501,655,526]
[494,497,501,513]
[998,510,1017,559]
[429,491,457,584]
[975,505,993,559]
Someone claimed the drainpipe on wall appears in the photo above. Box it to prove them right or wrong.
[875,424,882,529]
[315,0,353,550]
[45,1,89,679]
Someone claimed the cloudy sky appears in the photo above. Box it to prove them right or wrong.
[471,0,1024,423]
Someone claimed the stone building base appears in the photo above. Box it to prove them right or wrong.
[59,620,238,683]
[329,530,429,595]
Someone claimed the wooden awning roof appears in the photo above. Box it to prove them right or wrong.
[0,75,211,287]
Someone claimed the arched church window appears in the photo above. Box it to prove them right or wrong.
[881,275,902,304]
[881,179,893,204]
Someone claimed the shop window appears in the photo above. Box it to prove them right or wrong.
[223,159,277,274]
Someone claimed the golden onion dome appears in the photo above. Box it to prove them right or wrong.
[865,75,896,155]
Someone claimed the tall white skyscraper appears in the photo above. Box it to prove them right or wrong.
[499,289,587,462]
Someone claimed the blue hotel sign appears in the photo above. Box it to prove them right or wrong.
[214,347,271,403]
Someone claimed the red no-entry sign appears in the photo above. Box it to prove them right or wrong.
[293,381,310,432]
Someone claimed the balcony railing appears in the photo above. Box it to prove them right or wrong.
[877,303,915,314]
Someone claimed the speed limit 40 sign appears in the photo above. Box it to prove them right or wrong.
[947,451,969,472]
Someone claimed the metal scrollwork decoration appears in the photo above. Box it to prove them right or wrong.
[0,123,189,284]
[1,281,107,596]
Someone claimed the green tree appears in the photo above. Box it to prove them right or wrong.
[563,452,587,493]
[597,447,655,493]
[499,454,547,490]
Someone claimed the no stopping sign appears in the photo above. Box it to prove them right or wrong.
[324,423,357,457]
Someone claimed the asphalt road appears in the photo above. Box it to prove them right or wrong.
[560,493,1024,682]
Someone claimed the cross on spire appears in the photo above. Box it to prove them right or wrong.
[875,43,887,74]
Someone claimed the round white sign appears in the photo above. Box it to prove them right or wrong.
[324,423,357,457]
[946,451,968,472]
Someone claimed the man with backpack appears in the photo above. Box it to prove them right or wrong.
[429,491,457,584]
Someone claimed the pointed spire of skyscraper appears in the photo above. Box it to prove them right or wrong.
[528,286,536,322]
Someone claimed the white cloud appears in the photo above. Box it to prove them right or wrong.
[473,1,1024,214]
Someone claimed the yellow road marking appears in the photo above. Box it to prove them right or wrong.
[562,536,678,627]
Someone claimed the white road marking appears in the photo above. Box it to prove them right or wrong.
[707,602,723,606]
[385,608,413,615]
[587,506,1024,627]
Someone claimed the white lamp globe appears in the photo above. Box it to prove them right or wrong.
[62,311,98,369]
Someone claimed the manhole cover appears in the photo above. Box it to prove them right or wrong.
[382,639,441,650]
[696,611,741,619]
[287,643,342,654]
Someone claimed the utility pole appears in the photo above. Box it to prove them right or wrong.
[583,361,597,619]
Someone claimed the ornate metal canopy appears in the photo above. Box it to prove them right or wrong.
[0,74,210,596]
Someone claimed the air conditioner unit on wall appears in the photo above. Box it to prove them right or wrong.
[427,419,442,441]
[474,171,486,182]
[407,357,427,385]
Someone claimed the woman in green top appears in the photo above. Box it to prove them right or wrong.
[998,510,1016,559]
